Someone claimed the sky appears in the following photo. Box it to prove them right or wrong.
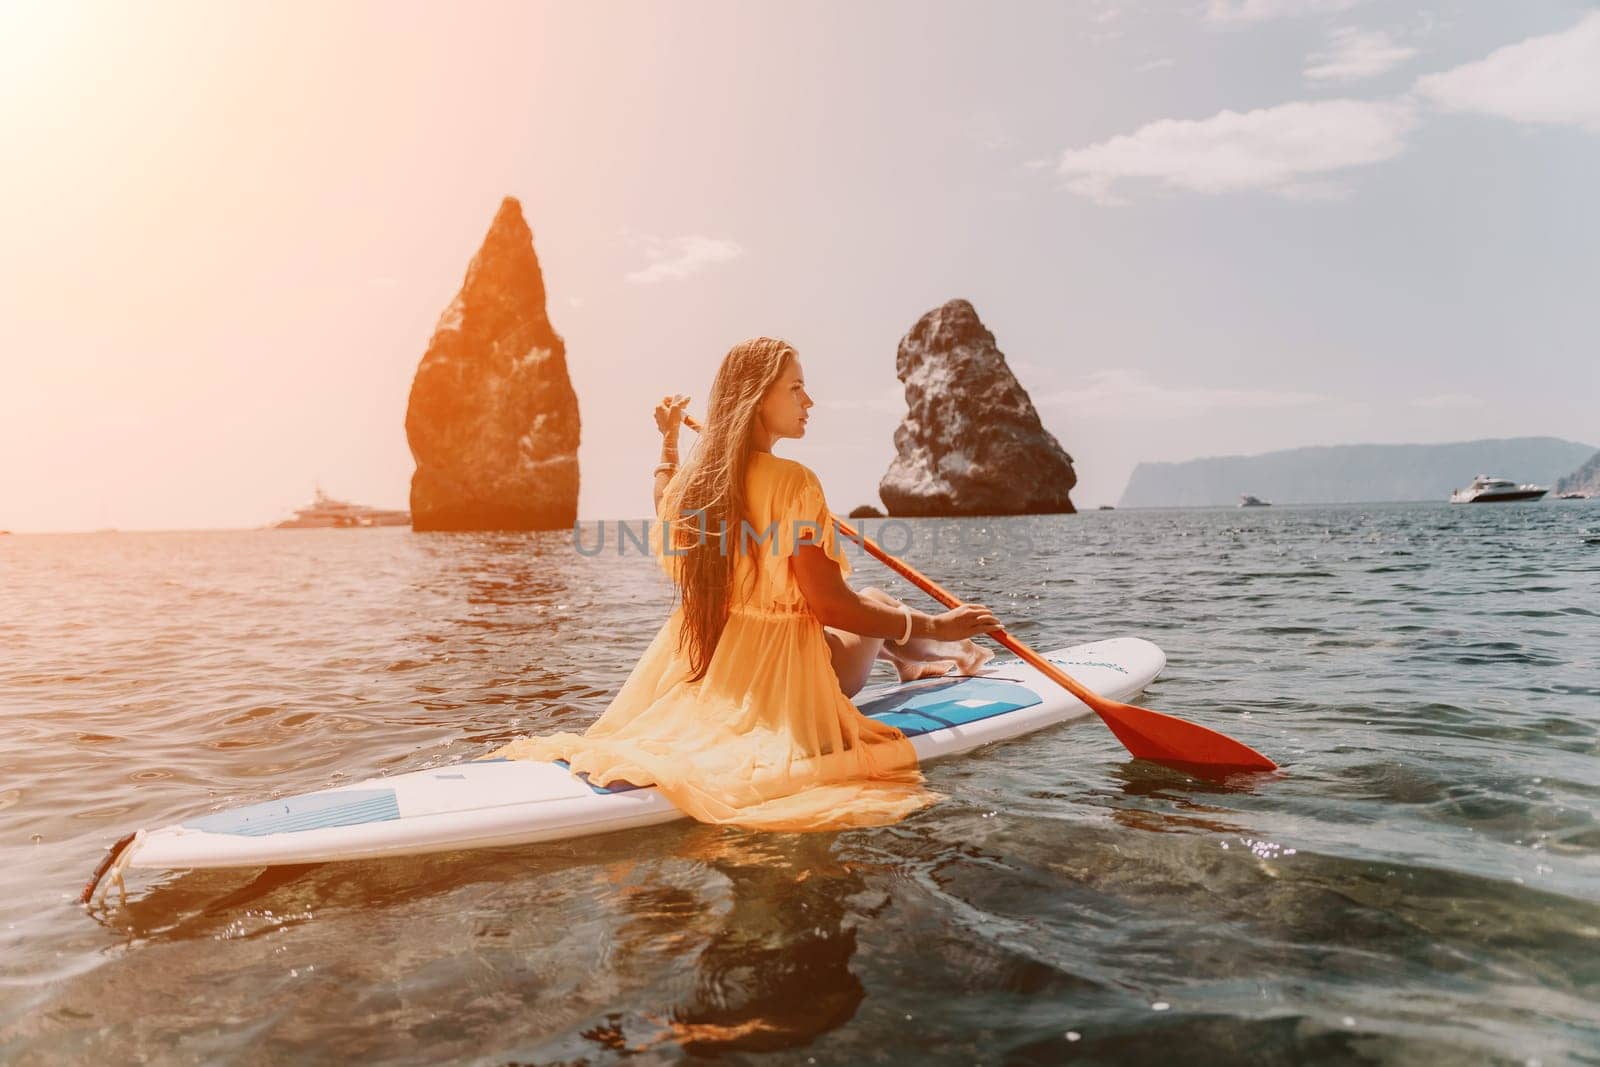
[1,0,1596,531]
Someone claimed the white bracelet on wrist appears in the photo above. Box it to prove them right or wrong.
[892,603,914,646]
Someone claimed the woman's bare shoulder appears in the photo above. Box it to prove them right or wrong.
[751,451,813,482]
[747,454,819,507]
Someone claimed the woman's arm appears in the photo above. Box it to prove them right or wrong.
[791,543,998,641]
[651,394,689,514]
[653,463,675,516]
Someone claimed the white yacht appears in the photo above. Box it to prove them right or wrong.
[275,488,411,528]
[1449,475,1547,504]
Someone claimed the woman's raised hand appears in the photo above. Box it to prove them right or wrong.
[654,393,690,437]
[931,603,1001,641]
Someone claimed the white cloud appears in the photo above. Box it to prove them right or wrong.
[1305,28,1417,83]
[1204,0,1361,25]
[1135,57,1176,72]
[1415,12,1600,132]
[1037,370,1325,418]
[1056,98,1417,203]
[624,234,744,284]
[1410,392,1483,410]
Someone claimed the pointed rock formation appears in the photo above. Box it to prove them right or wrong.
[405,197,580,531]
[879,300,1076,517]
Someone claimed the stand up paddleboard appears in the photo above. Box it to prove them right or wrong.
[84,638,1164,895]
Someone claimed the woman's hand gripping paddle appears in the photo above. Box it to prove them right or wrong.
[680,414,1277,774]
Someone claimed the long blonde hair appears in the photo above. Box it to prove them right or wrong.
[662,337,796,682]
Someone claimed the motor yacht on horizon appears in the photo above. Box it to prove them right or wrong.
[1449,475,1548,504]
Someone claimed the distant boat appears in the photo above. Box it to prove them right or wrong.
[1555,491,1590,500]
[1239,494,1271,507]
[1449,475,1547,504]
[275,488,411,529]
[1097,505,1115,511]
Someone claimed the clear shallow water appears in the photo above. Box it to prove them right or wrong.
[1,502,1596,1064]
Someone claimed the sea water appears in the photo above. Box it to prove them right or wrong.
[1,501,1596,1062]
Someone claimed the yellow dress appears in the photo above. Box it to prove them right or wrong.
[489,451,933,831]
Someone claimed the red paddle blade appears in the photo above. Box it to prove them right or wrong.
[1094,699,1277,773]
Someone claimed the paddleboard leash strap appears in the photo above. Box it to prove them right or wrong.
[80,830,144,908]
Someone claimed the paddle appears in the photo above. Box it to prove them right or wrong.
[676,413,1277,773]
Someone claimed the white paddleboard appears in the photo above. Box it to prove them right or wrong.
[114,638,1164,872]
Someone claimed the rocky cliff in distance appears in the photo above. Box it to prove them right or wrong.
[1118,437,1597,507]
[405,197,580,531]
[879,299,1076,516]
[1555,450,1600,496]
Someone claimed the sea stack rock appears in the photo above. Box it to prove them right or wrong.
[405,197,580,531]
[879,299,1076,516]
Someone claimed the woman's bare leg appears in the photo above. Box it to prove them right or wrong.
[822,627,884,699]
[886,631,995,677]
[858,587,994,680]
[821,589,949,696]
[823,587,996,697]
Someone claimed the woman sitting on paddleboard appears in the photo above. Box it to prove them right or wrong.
[491,337,1000,830]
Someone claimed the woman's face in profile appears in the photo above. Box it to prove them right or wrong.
[758,358,813,441]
